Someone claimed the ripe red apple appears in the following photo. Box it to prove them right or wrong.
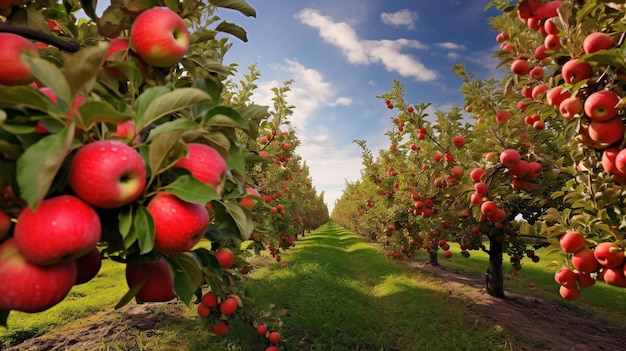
[584,91,620,122]
[526,161,543,178]
[587,118,625,145]
[68,140,146,208]
[559,285,579,301]
[215,248,235,269]
[0,238,77,312]
[111,120,137,140]
[554,267,577,288]
[103,38,136,81]
[614,148,626,174]
[469,168,485,182]
[74,246,102,285]
[500,149,521,168]
[560,231,587,253]
[480,201,498,217]
[211,320,228,335]
[544,34,561,51]
[256,324,268,336]
[534,45,549,60]
[269,331,281,344]
[599,267,626,287]
[202,291,218,308]
[0,33,40,86]
[266,346,280,351]
[172,143,228,195]
[495,110,511,123]
[14,195,101,266]
[602,147,622,174]
[562,59,592,85]
[240,187,261,209]
[453,135,465,147]
[575,270,596,288]
[559,97,583,120]
[545,87,571,108]
[572,248,601,273]
[593,242,625,268]
[543,17,560,34]
[219,296,238,315]
[531,84,549,100]
[583,32,616,54]
[0,209,11,241]
[147,191,209,254]
[125,257,177,303]
[470,192,483,206]
[529,66,544,80]
[511,59,530,75]
[130,7,190,67]
[509,160,530,178]
[197,303,211,318]
[474,182,488,196]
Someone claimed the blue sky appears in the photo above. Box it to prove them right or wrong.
[217,0,502,212]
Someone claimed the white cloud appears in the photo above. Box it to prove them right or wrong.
[296,8,437,82]
[447,52,462,60]
[435,42,467,51]
[380,9,418,30]
[329,97,353,106]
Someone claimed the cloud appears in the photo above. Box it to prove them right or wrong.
[296,8,437,82]
[329,97,353,106]
[380,9,418,30]
[435,42,467,51]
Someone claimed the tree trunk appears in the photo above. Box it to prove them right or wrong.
[486,234,505,298]
[428,251,438,266]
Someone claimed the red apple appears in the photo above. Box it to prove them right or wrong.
[562,59,592,85]
[147,191,209,254]
[68,140,147,208]
[0,209,11,241]
[559,97,583,120]
[572,248,601,273]
[130,7,190,67]
[470,192,483,206]
[587,118,625,145]
[172,143,228,195]
[602,147,622,174]
[453,135,465,147]
[495,110,511,123]
[474,182,488,196]
[534,45,549,60]
[544,34,561,51]
[269,331,281,344]
[256,324,268,336]
[560,231,586,253]
[480,201,498,217]
[583,32,616,54]
[240,187,261,209]
[593,242,625,268]
[0,238,77,312]
[125,257,177,303]
[554,267,577,288]
[529,66,544,80]
[600,267,626,287]
[219,296,238,315]
[543,17,560,34]
[197,303,211,318]
[111,120,137,140]
[215,247,235,269]
[511,59,530,75]
[103,38,136,81]
[614,148,626,174]
[531,84,549,100]
[14,195,101,266]
[526,161,543,178]
[469,168,485,182]
[576,270,596,288]
[545,87,571,108]
[202,291,218,308]
[584,91,620,122]
[500,149,521,168]
[211,320,228,335]
[0,33,40,86]
[74,246,102,285]
[559,285,580,301]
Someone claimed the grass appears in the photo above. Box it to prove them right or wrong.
[2,221,625,350]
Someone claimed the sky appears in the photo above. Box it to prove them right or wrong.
[215,0,503,213]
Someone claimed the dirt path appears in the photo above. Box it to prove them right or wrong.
[410,260,624,351]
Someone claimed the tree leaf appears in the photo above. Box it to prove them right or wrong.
[223,201,253,240]
[147,129,187,178]
[62,42,108,97]
[24,56,71,107]
[134,204,155,254]
[167,254,203,306]
[214,20,248,42]
[79,101,134,127]
[163,175,219,204]
[210,0,256,17]
[203,105,246,128]
[118,205,136,249]
[16,127,74,210]
[136,87,211,130]
[0,86,51,112]
[146,119,203,142]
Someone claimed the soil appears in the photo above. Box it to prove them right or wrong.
[3,260,625,351]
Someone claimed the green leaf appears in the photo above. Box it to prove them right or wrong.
[203,105,246,128]
[62,43,108,97]
[223,201,253,240]
[167,254,203,306]
[136,88,211,130]
[24,56,71,107]
[119,206,137,249]
[79,101,134,127]
[163,175,219,204]
[0,86,51,112]
[16,127,74,210]
[134,204,155,254]
[214,20,248,42]
[146,119,203,142]
[210,0,256,17]
[147,129,187,178]
[10,6,49,31]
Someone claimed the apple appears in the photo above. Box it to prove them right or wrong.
[14,195,101,266]
[593,242,625,268]
[614,148,626,174]
[469,168,485,182]
[572,248,601,273]
[269,331,281,344]
[215,247,235,269]
[197,303,211,318]
[130,7,190,67]
[480,201,498,217]
[495,110,511,123]
[219,296,238,315]
[0,209,11,241]
[0,238,77,312]
[584,91,620,122]
[172,143,228,195]
[544,34,561,51]
[559,285,580,301]
[0,33,40,86]
[560,231,586,253]
[558,97,583,120]
[529,66,544,80]
[35,87,87,134]
[554,267,577,288]
[147,191,209,254]
[583,32,616,54]
[474,182,488,196]
[499,149,521,168]
[576,270,596,288]
[602,147,622,174]
[202,291,218,308]
[511,59,530,75]
[111,120,137,141]
[453,135,465,147]
[256,324,268,336]
[240,187,261,209]
[545,87,571,108]
[211,320,228,335]
[68,140,147,208]
[562,59,592,85]
[509,160,530,178]
[599,267,626,287]
[526,161,543,178]
[266,347,280,351]
[543,17,560,34]
[103,38,135,81]
[534,45,549,60]
[470,192,483,206]
[511,179,536,191]
[74,246,102,285]
[587,118,625,145]
[531,84,549,100]
[125,257,177,303]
